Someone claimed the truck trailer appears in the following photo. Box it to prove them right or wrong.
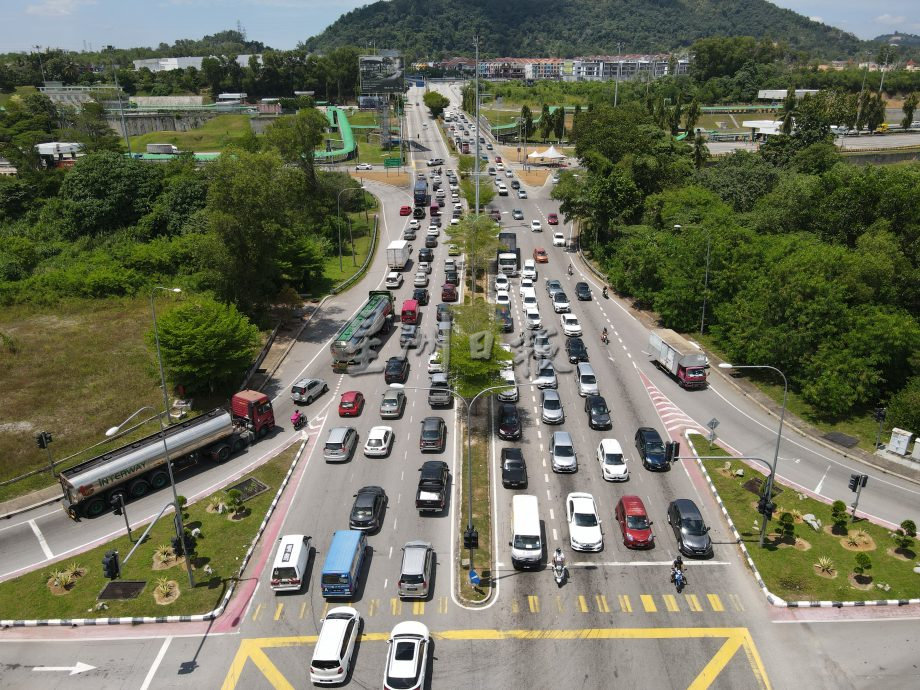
[147,143,180,155]
[386,240,412,270]
[496,232,521,276]
[648,330,709,389]
[59,390,275,519]
[330,291,394,372]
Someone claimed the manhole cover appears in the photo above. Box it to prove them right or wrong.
[742,477,783,498]
[227,477,269,502]
[98,580,146,600]
[823,431,859,448]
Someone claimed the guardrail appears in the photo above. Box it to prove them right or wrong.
[332,213,380,295]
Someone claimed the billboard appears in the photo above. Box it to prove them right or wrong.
[359,55,405,95]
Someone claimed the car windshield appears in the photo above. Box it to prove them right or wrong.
[540,368,554,378]
[647,439,665,453]
[604,453,624,465]
[513,535,540,550]
[504,460,523,472]
[627,515,650,530]
[544,398,560,410]
[582,374,596,384]
[574,511,598,527]
[591,401,607,413]
[555,444,574,457]
[681,518,706,535]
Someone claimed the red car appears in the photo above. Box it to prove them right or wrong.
[615,495,655,549]
[338,391,365,417]
[495,156,502,163]
[441,283,458,302]
[533,247,548,263]
[400,205,412,216]
[547,213,559,225]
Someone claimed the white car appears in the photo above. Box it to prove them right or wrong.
[520,276,534,292]
[530,219,542,232]
[413,272,429,287]
[525,308,542,330]
[364,426,394,457]
[505,170,514,178]
[428,351,444,374]
[453,202,463,211]
[385,272,403,289]
[552,232,566,247]
[309,606,361,684]
[561,314,582,337]
[496,163,505,171]
[384,621,430,690]
[497,367,519,402]
[355,163,373,171]
[409,219,420,230]
[494,275,510,292]
[567,492,603,552]
[597,438,629,481]
[495,290,510,306]
[450,217,460,225]
[436,189,446,199]
[518,189,528,199]
[426,226,440,237]
[522,259,537,280]
[417,261,431,274]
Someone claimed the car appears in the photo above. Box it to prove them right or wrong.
[635,426,668,470]
[413,272,429,287]
[486,142,493,150]
[550,430,577,473]
[419,416,447,452]
[385,272,404,289]
[561,314,582,337]
[616,495,654,548]
[384,622,429,690]
[426,351,444,376]
[501,447,528,488]
[403,228,416,240]
[400,323,419,348]
[364,426,395,457]
[488,166,496,176]
[541,389,565,424]
[356,162,373,171]
[444,270,459,286]
[511,180,521,189]
[667,499,713,557]
[309,606,361,685]
[552,172,561,183]
[567,492,603,552]
[400,205,412,216]
[413,246,431,262]
[597,438,628,481]
[494,155,503,163]
[518,189,528,199]
[548,213,559,225]
[505,170,514,178]
[552,291,570,313]
[532,334,552,360]
[450,217,460,226]
[530,219,542,232]
[534,359,557,389]
[448,243,460,256]
[497,404,522,440]
[497,366,518,402]
[426,225,440,237]
[291,377,328,405]
[397,541,435,599]
[338,390,365,417]
[495,163,505,171]
[585,395,612,430]
[522,259,537,280]
[409,219,421,230]
[575,281,592,301]
[495,290,510,306]
[323,426,358,462]
[444,258,458,273]
[565,337,589,363]
[525,308,542,330]
[380,389,407,419]
[426,157,444,166]
[545,279,563,297]
[424,235,437,249]
[512,208,524,220]
[413,207,425,219]
[442,283,459,303]
[494,275,510,292]
[412,287,430,305]
[531,247,548,264]
[520,276,534,291]
[495,304,513,332]
[385,356,409,384]
[435,188,446,198]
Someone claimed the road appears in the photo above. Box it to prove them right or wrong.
[0,83,918,690]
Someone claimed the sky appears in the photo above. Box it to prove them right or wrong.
[2,0,919,54]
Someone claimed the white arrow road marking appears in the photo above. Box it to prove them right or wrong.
[33,662,96,676]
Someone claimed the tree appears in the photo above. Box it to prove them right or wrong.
[423,91,450,119]
[853,552,872,579]
[459,177,494,213]
[446,299,511,400]
[901,92,918,130]
[150,295,259,395]
[539,104,552,142]
[887,376,920,437]
[893,519,916,554]
[444,214,500,300]
[692,136,709,170]
[684,98,701,138]
[695,150,777,211]
[62,101,123,153]
[553,106,565,142]
[263,107,327,191]
[520,104,533,141]
[866,93,887,132]
[570,104,581,143]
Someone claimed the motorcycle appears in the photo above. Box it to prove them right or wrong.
[567,265,573,277]
[671,567,686,592]
[602,287,609,299]
[291,412,307,430]
[552,560,567,586]
[601,332,609,345]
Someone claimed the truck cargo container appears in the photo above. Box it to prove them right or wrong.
[648,330,708,389]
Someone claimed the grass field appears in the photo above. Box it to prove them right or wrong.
[128,115,253,153]
[0,445,296,619]
[693,436,919,602]
[0,85,37,106]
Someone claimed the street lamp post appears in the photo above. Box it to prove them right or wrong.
[337,186,365,272]
[473,36,481,216]
[673,223,712,335]
[718,362,788,548]
[150,286,196,588]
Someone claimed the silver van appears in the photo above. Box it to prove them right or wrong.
[397,540,434,599]
[428,373,452,407]
[576,362,599,397]
[323,426,358,462]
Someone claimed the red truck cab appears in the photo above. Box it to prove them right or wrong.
[231,390,275,436]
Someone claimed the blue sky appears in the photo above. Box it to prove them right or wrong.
[3,1,918,54]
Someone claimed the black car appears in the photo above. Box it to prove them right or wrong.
[436,303,452,322]
[495,305,513,333]
[497,404,522,440]
[444,270,459,286]
[585,395,612,430]
[500,447,528,488]
[635,426,668,470]
[425,235,438,248]
[565,337,589,363]
[413,288,430,306]
[418,247,434,263]
[575,282,592,301]
[349,486,387,532]
[385,356,409,384]
[419,416,447,452]
[511,179,521,189]
[667,498,713,557]
[413,207,425,219]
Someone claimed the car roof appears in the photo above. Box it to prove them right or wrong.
[638,426,662,440]
[341,390,360,401]
[619,495,647,514]
[327,426,352,441]
[422,416,442,427]
[553,431,573,444]
[568,492,596,510]
[542,389,560,400]
[671,498,702,517]
[501,447,523,460]
[401,541,431,572]
[599,438,623,453]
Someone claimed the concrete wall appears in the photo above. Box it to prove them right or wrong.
[105,112,252,138]
[130,96,205,107]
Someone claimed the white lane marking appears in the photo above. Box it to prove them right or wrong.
[28,519,54,560]
[569,560,732,568]
[548,508,555,520]
[552,528,558,541]
[814,465,831,495]
[139,636,172,690]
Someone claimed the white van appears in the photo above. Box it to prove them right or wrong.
[510,495,542,569]
[310,606,361,684]
[270,534,312,591]
[497,182,508,196]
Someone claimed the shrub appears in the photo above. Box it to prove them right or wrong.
[48,568,74,588]
[831,500,846,517]
[155,544,173,565]
[814,555,835,574]
[779,512,796,541]
[853,552,872,577]
[155,577,174,596]
[893,519,916,552]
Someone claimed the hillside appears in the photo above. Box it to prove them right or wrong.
[303,0,863,60]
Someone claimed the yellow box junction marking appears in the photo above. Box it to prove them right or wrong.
[250,603,263,622]
[618,594,632,612]
[298,602,307,619]
[577,595,589,613]
[685,593,703,612]
[527,595,540,613]
[367,599,378,617]
[438,596,449,614]
[663,594,680,612]
[390,598,402,616]
[595,595,610,613]
[707,594,725,612]
[413,601,425,616]
[222,628,770,690]
[555,595,565,613]
[640,594,657,612]
[729,594,745,612]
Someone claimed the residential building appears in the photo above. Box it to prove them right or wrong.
[565,54,689,82]
[132,55,262,72]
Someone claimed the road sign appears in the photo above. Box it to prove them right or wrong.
[707,418,719,430]
[469,569,481,586]
[384,157,402,168]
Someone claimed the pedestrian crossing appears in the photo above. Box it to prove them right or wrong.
[251,591,744,624]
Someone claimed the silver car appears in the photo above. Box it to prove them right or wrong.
[380,389,406,419]
[532,334,552,360]
[550,431,577,473]
[534,360,557,389]
[291,378,328,404]
[397,541,434,599]
[541,389,565,424]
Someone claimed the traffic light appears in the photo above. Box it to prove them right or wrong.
[463,528,479,549]
[171,535,183,556]
[665,441,681,463]
[102,550,120,579]
[860,474,868,488]
[848,474,860,492]
[763,501,776,521]
[873,407,886,422]
[111,495,123,516]
[35,431,52,449]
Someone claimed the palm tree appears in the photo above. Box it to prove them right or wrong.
[692,136,709,169]
[780,87,798,135]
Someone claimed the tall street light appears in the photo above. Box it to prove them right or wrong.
[150,285,196,587]
[718,362,788,548]
[337,185,366,272]
[674,223,712,335]
[473,35,481,217]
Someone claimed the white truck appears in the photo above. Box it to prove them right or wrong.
[147,143,180,155]
[648,330,709,389]
[386,240,412,270]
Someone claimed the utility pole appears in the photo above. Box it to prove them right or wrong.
[614,42,622,108]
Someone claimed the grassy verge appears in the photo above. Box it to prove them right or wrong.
[691,434,919,602]
[128,115,253,152]
[0,445,297,619]
[306,210,376,297]
[457,420,493,602]
[0,86,37,106]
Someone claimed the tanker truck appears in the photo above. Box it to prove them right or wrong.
[59,390,275,519]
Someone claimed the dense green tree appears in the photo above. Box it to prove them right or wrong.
[539,104,552,142]
[444,214,500,300]
[553,106,565,142]
[150,295,260,395]
[901,93,918,129]
[460,177,494,213]
[61,101,123,153]
[263,107,328,190]
[447,299,510,401]
[887,377,920,441]
[695,150,778,212]
[423,91,450,119]
[520,104,534,140]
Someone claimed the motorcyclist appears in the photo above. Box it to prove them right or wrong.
[291,410,304,427]
[552,547,566,570]
[601,327,608,343]
[602,286,609,298]
[671,556,684,583]
[567,265,573,277]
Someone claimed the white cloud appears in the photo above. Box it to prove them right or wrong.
[873,14,906,26]
[26,0,96,17]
